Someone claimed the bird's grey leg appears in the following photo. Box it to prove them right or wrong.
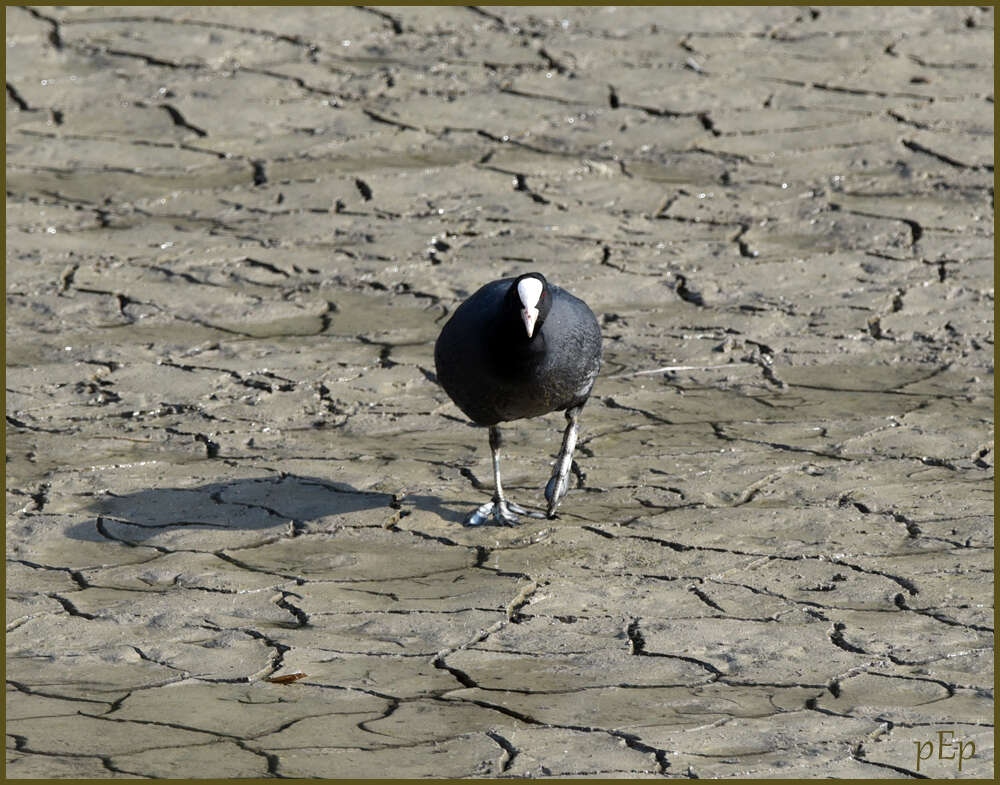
[545,405,581,518]
[465,426,545,526]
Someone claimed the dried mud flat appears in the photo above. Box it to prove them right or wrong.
[5,5,995,779]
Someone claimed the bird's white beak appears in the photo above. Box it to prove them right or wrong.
[521,306,539,338]
[516,276,544,339]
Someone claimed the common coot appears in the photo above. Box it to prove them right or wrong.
[434,272,602,525]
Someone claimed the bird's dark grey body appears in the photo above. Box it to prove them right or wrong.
[434,273,602,525]
[434,277,602,426]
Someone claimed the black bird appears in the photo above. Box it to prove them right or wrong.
[434,272,602,525]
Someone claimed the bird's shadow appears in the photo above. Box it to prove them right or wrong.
[66,474,468,543]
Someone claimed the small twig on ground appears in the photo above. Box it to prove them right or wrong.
[606,363,756,380]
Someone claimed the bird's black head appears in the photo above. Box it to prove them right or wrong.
[506,272,552,340]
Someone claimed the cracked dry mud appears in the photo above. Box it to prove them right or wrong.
[4,5,994,780]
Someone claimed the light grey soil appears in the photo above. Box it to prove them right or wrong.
[5,5,994,779]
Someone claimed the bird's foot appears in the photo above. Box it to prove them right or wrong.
[544,471,570,518]
[464,498,546,527]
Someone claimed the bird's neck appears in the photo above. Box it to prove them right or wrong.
[490,317,547,372]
